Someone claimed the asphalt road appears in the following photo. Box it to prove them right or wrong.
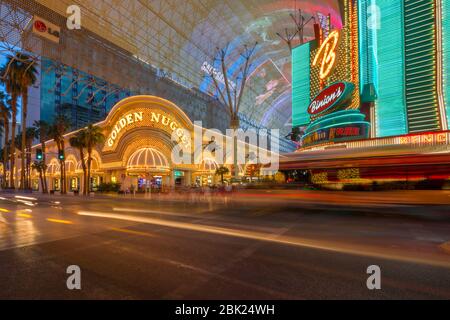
[0,190,449,299]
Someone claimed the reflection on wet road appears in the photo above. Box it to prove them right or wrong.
[0,191,449,299]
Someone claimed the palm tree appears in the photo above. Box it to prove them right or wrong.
[33,120,49,193]
[215,166,230,184]
[1,61,21,189]
[0,93,11,188]
[69,131,87,195]
[0,146,5,188]
[49,115,69,194]
[26,127,38,189]
[13,131,25,188]
[4,52,38,190]
[84,124,105,193]
[31,161,47,194]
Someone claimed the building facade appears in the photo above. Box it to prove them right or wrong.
[37,57,233,134]
[22,95,276,193]
[293,0,450,144]
[359,0,449,135]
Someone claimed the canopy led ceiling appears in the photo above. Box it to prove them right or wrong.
[32,0,341,131]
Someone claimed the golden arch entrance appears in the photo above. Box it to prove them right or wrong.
[32,95,201,193]
[28,94,271,193]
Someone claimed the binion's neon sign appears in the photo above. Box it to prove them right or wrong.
[313,30,340,80]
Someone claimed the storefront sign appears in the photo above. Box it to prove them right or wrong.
[32,16,60,43]
[330,126,362,139]
[308,82,354,116]
[302,123,369,147]
[399,132,448,145]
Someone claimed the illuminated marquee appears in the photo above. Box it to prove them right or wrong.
[313,30,340,80]
[399,132,448,145]
[302,123,368,147]
[149,112,190,148]
[106,111,190,148]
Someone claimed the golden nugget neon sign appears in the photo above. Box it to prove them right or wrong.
[149,112,190,148]
[107,111,190,148]
[107,112,144,147]
[313,30,340,80]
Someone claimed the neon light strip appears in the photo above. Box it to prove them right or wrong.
[299,131,450,152]
[437,0,449,130]
[305,111,365,134]
[302,121,370,140]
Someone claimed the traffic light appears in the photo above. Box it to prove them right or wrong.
[58,150,65,160]
[36,149,43,161]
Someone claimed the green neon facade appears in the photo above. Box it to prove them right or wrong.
[292,42,311,128]
[404,0,440,133]
[294,0,447,143]
[358,0,378,103]
[443,0,450,128]
[371,0,408,137]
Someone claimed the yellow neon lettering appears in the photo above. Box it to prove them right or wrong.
[313,30,340,80]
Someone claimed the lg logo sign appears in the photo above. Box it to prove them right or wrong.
[33,20,47,33]
[32,5,81,43]
[32,17,61,43]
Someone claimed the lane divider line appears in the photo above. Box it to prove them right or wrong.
[14,195,37,201]
[110,227,156,238]
[17,213,32,218]
[46,218,73,225]
[112,207,208,216]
